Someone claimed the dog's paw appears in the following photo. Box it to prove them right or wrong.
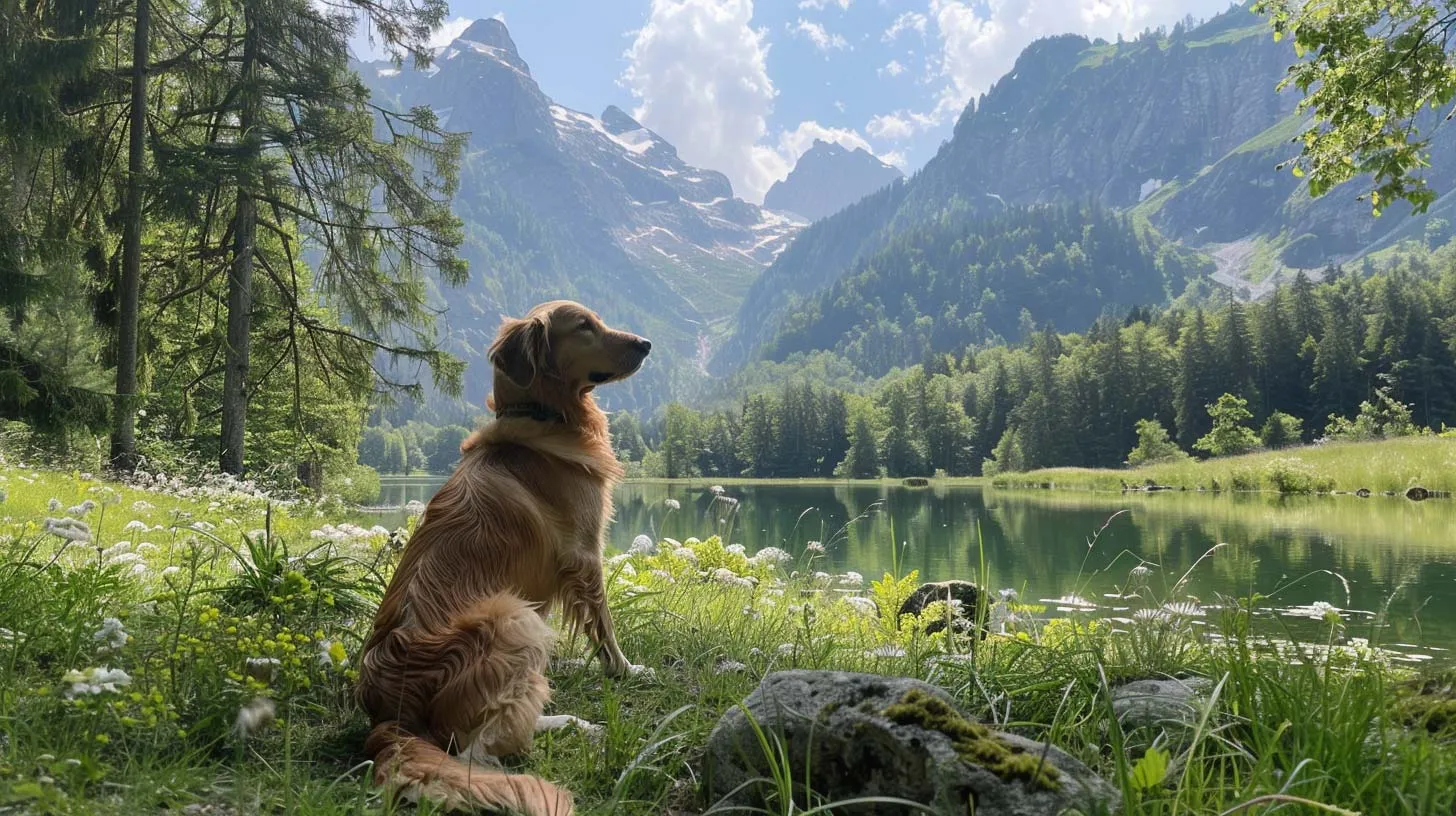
[536,714,604,737]
[618,663,655,681]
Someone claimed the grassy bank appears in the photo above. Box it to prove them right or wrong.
[0,464,1453,814]
[993,436,1456,495]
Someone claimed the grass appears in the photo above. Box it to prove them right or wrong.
[1,460,1454,814]
[994,436,1456,496]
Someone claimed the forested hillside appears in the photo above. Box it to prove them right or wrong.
[642,247,1456,479]
[760,203,1209,376]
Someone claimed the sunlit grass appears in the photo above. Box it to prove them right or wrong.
[0,462,1453,814]
[996,436,1456,494]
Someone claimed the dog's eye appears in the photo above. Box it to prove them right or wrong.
[577,319,593,332]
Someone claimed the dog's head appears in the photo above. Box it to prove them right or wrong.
[488,301,651,404]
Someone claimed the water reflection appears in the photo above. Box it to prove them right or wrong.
[373,478,1456,658]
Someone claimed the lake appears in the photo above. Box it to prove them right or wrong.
[373,477,1456,661]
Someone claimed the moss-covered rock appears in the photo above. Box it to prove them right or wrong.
[703,670,1115,815]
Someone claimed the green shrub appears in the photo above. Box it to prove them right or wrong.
[1263,457,1334,494]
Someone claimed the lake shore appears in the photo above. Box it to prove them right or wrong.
[992,436,1456,496]
[2,465,1454,814]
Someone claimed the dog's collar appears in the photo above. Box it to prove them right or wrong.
[493,401,567,424]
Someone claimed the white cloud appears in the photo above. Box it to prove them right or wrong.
[799,0,851,8]
[882,11,928,41]
[427,17,476,49]
[879,59,906,77]
[791,18,849,52]
[926,0,1233,123]
[834,100,847,112]
[880,150,908,169]
[866,110,937,141]
[622,0,787,203]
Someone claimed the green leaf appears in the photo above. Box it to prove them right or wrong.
[1291,165,1305,178]
[1129,746,1170,791]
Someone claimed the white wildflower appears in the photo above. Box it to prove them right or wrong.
[812,571,832,586]
[748,547,792,568]
[663,498,681,511]
[775,643,797,657]
[43,517,91,543]
[710,485,725,495]
[865,645,907,659]
[160,566,181,578]
[838,571,864,588]
[845,596,878,617]
[629,534,658,556]
[725,543,747,556]
[805,541,826,554]
[62,667,132,697]
[1284,601,1343,623]
[998,588,1019,602]
[403,500,427,517]
[1134,608,1170,623]
[650,569,675,583]
[130,500,154,512]
[671,547,698,565]
[135,542,156,553]
[715,658,747,673]
[234,698,276,736]
[93,618,128,651]
[1162,601,1206,618]
[65,500,96,518]
[122,520,148,533]
[742,605,762,620]
[712,567,755,589]
[606,553,633,569]
[47,498,61,512]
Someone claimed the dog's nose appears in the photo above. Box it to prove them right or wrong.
[634,337,652,354]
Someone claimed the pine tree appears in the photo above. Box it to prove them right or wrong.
[1174,309,1219,448]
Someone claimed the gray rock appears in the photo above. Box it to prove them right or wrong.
[704,670,1116,815]
[1111,677,1212,732]
[898,581,985,634]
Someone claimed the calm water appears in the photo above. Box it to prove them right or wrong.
[373,478,1456,660]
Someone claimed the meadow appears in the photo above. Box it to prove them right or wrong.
[992,436,1456,496]
[0,462,1453,815]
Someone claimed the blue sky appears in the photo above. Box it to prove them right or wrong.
[370,0,1247,203]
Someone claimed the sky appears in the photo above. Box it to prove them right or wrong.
[358,0,1248,204]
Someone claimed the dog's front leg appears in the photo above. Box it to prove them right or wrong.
[558,552,645,678]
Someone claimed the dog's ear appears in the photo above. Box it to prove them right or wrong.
[489,316,549,387]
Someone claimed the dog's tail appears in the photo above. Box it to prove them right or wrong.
[365,723,573,815]
[359,593,572,815]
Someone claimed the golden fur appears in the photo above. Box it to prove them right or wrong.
[357,301,651,815]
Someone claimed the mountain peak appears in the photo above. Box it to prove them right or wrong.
[764,142,903,222]
[451,18,531,76]
[601,105,644,135]
[458,18,518,55]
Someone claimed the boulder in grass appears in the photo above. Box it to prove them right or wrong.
[704,670,1117,815]
[897,580,985,634]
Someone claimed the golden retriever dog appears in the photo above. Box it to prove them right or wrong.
[356,300,651,815]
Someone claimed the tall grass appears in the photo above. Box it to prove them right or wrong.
[0,464,1452,814]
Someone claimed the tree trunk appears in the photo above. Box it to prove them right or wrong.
[220,5,259,475]
[110,0,149,472]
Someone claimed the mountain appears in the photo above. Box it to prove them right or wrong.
[360,19,804,414]
[715,4,1456,374]
[763,140,904,222]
